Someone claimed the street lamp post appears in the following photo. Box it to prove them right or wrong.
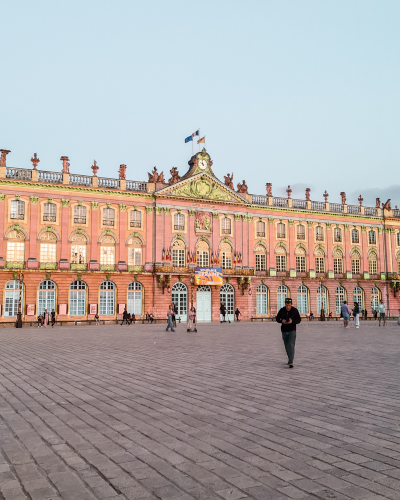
[16,272,24,328]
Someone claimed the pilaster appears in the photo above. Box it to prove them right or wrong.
[145,207,153,269]
[361,227,368,274]
[27,196,39,269]
[288,220,295,274]
[0,195,5,266]
[268,218,274,273]
[344,225,351,272]
[59,199,70,270]
[307,222,313,273]
[90,202,99,270]
[326,223,333,272]
[118,204,127,270]
[378,228,384,274]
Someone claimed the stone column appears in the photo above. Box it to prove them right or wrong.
[268,218,274,271]
[242,215,248,267]
[307,222,313,272]
[288,220,295,272]
[344,225,351,273]
[212,212,219,264]
[391,229,397,274]
[361,227,368,274]
[27,196,39,269]
[145,207,153,270]
[248,216,255,269]
[188,210,195,258]
[326,223,333,272]
[155,207,163,262]
[384,229,391,274]
[118,204,127,271]
[378,228,384,274]
[235,214,242,267]
[0,194,5,267]
[90,202,99,270]
[164,208,172,263]
[59,199,70,270]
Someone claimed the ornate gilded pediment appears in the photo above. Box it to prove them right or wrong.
[155,173,247,204]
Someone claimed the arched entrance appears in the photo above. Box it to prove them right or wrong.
[172,282,188,322]
[220,284,234,322]
[196,285,211,322]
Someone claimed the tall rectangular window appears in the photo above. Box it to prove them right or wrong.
[103,208,115,226]
[315,226,324,241]
[10,200,25,220]
[174,213,185,231]
[352,258,361,274]
[276,255,286,271]
[100,246,115,265]
[43,203,56,222]
[128,248,142,266]
[40,243,56,262]
[197,250,209,267]
[71,245,86,264]
[257,221,265,237]
[315,257,325,273]
[130,210,142,228]
[297,225,305,240]
[334,228,342,242]
[74,205,86,224]
[368,230,376,244]
[222,252,232,269]
[221,217,231,234]
[277,223,285,239]
[334,258,343,274]
[296,256,306,272]
[256,254,266,271]
[172,249,185,267]
[6,242,24,262]
[369,260,377,274]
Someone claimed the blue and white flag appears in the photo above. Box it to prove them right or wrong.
[185,130,200,143]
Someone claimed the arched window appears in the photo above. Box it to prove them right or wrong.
[40,232,57,263]
[43,202,56,222]
[315,248,325,273]
[69,281,87,316]
[221,217,231,235]
[103,207,115,226]
[316,285,327,314]
[297,285,308,314]
[257,221,265,237]
[172,239,185,267]
[127,282,143,315]
[277,223,285,239]
[352,228,359,244]
[10,199,25,220]
[172,282,188,321]
[351,249,361,274]
[353,286,363,309]
[297,224,305,240]
[220,283,234,320]
[371,287,379,312]
[127,237,142,266]
[220,242,232,269]
[4,280,23,317]
[295,246,306,273]
[6,229,25,264]
[256,284,268,314]
[99,281,115,316]
[71,233,87,264]
[333,247,343,274]
[196,240,209,267]
[130,210,142,228]
[276,245,287,272]
[73,205,86,224]
[255,244,266,271]
[277,285,288,311]
[315,226,324,241]
[100,235,115,266]
[38,280,56,315]
[334,227,342,243]
[174,213,185,231]
[368,230,376,245]
[335,286,345,314]
[368,251,378,275]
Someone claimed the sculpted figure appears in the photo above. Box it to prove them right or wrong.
[118,164,127,180]
[237,180,248,194]
[203,216,211,231]
[224,173,234,190]
[148,167,165,183]
[168,167,181,185]
[382,199,391,210]
[340,191,346,205]
[305,188,310,201]
[266,183,272,197]
[376,197,380,208]
[0,150,11,167]
[60,156,70,173]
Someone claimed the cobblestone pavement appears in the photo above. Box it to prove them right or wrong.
[1,321,400,500]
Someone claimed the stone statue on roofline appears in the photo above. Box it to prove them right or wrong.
[168,167,180,185]
[340,192,346,205]
[266,183,272,197]
[224,173,234,190]
[148,167,165,183]
[237,180,248,194]
[376,198,380,208]
[118,164,127,180]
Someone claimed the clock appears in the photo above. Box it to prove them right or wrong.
[198,159,208,170]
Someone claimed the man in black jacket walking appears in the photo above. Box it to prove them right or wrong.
[276,298,301,368]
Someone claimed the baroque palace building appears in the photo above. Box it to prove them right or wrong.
[0,147,399,324]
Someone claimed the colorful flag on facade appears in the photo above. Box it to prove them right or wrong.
[197,136,205,144]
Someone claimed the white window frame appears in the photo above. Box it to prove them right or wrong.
[221,217,231,235]
[130,210,142,228]
[296,255,306,273]
[276,255,286,272]
[10,200,25,220]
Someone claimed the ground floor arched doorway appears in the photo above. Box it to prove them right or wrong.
[220,284,234,322]
[196,285,211,322]
[172,282,188,322]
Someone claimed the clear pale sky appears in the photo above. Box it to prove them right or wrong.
[2,1,399,207]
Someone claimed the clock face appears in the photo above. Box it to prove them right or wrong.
[198,159,207,170]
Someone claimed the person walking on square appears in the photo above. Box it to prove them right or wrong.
[353,302,360,329]
[166,306,175,332]
[43,309,49,328]
[341,301,350,328]
[235,308,241,322]
[378,300,386,326]
[172,303,177,328]
[187,307,195,332]
[51,309,56,328]
[276,298,301,368]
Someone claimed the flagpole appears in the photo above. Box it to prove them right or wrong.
[198,129,201,152]
[192,139,193,156]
